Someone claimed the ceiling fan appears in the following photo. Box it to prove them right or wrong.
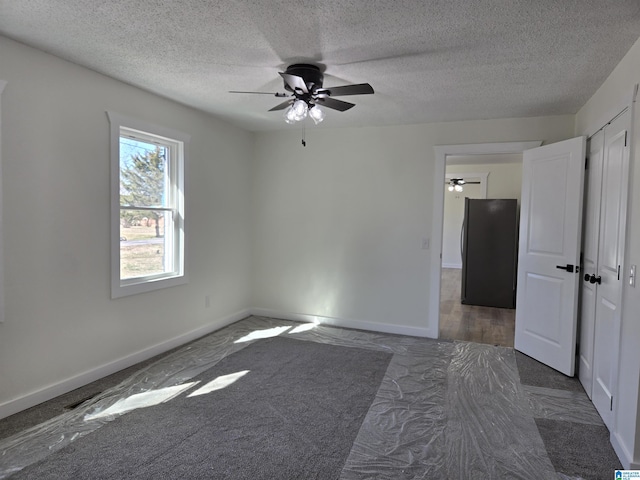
[446,178,481,192]
[230,64,374,124]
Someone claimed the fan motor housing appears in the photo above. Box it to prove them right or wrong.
[283,64,324,92]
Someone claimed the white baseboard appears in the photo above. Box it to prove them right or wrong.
[611,430,636,469]
[250,308,433,338]
[1,307,432,420]
[0,309,250,421]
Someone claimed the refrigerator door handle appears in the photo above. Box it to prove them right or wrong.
[460,220,465,260]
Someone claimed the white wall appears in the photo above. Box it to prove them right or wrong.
[575,36,640,469]
[0,37,254,417]
[441,182,483,268]
[447,162,523,202]
[251,117,574,336]
[442,161,523,267]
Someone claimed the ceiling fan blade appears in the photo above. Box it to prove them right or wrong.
[268,100,293,111]
[316,97,355,112]
[279,72,308,93]
[321,83,374,97]
[229,91,289,97]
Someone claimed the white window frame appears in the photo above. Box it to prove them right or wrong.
[107,112,189,298]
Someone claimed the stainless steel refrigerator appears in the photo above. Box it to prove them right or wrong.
[461,198,518,308]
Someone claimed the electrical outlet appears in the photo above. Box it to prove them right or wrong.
[422,237,430,250]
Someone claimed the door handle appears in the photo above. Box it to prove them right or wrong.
[589,275,602,285]
[556,264,575,273]
[460,221,465,261]
[584,273,591,282]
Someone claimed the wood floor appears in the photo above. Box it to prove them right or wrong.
[439,268,515,347]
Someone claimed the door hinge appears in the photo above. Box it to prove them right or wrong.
[585,157,589,169]
[625,130,628,147]
[618,265,621,281]
[611,396,614,411]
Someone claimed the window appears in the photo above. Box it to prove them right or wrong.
[108,112,189,298]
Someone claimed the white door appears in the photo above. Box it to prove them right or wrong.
[591,110,630,429]
[514,137,586,376]
[578,131,604,398]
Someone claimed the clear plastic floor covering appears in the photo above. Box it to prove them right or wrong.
[0,316,603,479]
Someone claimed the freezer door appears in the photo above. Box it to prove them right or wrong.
[461,199,518,308]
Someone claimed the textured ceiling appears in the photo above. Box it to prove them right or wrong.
[1,1,639,131]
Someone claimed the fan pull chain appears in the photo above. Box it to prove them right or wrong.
[301,124,306,147]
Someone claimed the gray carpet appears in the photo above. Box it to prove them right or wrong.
[515,351,584,392]
[516,352,621,479]
[535,418,622,480]
[0,346,186,441]
[11,337,392,480]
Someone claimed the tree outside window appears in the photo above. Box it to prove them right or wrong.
[119,137,171,280]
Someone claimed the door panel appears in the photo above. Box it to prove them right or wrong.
[520,273,564,343]
[599,127,626,272]
[515,137,586,376]
[593,294,617,426]
[527,156,570,255]
[579,284,597,396]
[578,130,604,398]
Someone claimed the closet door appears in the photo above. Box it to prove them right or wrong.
[591,109,631,429]
[578,131,604,399]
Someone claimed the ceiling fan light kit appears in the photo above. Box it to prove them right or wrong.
[231,63,374,126]
[283,98,325,125]
[446,178,480,192]
[284,99,309,123]
[448,178,466,192]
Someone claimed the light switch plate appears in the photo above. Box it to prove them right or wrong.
[631,265,636,287]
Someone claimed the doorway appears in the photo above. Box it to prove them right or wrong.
[427,142,542,341]
[439,156,523,346]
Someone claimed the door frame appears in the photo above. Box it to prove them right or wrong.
[427,141,542,338]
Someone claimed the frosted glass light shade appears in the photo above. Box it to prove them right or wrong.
[309,105,325,124]
[284,106,296,124]
[292,99,308,120]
